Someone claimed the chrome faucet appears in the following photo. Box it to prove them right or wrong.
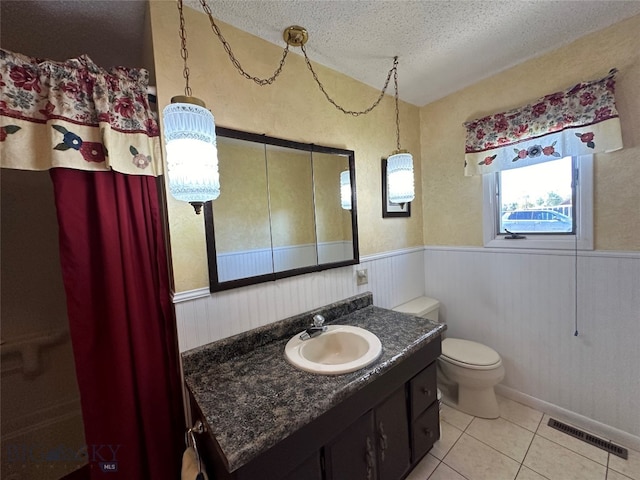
[299,314,328,340]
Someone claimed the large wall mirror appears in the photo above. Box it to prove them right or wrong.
[204,127,359,292]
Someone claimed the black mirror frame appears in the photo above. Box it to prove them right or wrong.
[204,127,359,292]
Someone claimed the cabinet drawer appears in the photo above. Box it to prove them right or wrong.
[410,362,437,420]
[411,402,440,463]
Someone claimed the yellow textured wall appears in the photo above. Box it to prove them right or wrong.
[212,141,270,252]
[268,149,316,247]
[149,1,423,292]
[420,14,640,250]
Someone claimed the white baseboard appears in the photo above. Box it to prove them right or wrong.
[495,384,640,452]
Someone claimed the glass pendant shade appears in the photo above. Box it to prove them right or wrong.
[340,170,352,210]
[387,151,415,204]
[163,100,219,214]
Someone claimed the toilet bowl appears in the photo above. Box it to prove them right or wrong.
[393,297,504,419]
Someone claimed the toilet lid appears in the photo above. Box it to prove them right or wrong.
[441,338,501,367]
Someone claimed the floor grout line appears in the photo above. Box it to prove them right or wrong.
[429,401,636,480]
[512,415,541,480]
[434,417,469,479]
[463,428,532,465]
[534,429,611,467]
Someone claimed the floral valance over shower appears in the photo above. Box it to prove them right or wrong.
[0,49,162,175]
[463,69,622,176]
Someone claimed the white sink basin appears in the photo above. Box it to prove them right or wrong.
[285,325,382,375]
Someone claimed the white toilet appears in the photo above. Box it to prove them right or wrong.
[393,297,505,419]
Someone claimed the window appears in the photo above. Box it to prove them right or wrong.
[499,157,574,234]
[483,156,593,250]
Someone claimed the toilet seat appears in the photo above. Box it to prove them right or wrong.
[441,338,502,370]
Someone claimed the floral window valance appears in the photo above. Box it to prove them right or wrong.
[0,49,162,175]
[463,69,622,176]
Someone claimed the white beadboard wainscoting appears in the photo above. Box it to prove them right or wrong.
[216,246,273,282]
[174,247,426,352]
[423,246,640,448]
[216,241,354,282]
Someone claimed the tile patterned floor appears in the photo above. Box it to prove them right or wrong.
[406,395,639,480]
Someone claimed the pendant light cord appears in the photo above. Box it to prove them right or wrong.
[573,164,579,337]
[574,219,579,336]
[393,59,401,151]
[199,0,291,86]
[196,0,399,116]
[301,48,398,116]
[177,0,192,96]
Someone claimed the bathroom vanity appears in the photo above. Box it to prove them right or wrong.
[182,293,445,480]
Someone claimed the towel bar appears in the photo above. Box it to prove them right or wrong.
[185,420,206,480]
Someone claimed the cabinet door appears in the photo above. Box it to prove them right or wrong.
[325,410,376,480]
[281,451,323,480]
[375,387,411,480]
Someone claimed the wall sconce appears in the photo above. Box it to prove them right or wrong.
[386,59,415,205]
[163,0,219,215]
[386,151,414,205]
[340,170,352,210]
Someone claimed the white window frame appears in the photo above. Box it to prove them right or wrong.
[482,155,593,250]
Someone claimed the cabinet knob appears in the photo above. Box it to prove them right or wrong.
[421,387,432,396]
[423,428,434,438]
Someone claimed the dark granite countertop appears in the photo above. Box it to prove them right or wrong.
[182,293,446,472]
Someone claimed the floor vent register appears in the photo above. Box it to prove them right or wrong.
[547,418,628,460]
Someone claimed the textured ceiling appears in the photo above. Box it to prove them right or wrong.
[2,1,640,106]
[187,0,640,106]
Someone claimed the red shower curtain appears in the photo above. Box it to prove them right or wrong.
[50,168,184,479]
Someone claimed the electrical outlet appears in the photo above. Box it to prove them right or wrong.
[356,269,368,286]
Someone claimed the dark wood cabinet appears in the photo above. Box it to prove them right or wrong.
[281,451,323,480]
[375,387,411,480]
[324,386,410,480]
[325,410,376,480]
[408,361,440,463]
[410,362,437,420]
[189,336,441,480]
[411,402,440,462]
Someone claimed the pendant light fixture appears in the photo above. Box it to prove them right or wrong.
[168,0,415,214]
[163,0,219,214]
[386,58,415,206]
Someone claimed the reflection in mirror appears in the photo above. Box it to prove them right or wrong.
[213,137,271,282]
[312,152,353,264]
[204,127,359,292]
[266,145,317,272]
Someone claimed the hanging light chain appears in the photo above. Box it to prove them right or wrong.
[302,47,398,117]
[195,0,398,116]
[199,0,290,86]
[177,0,192,97]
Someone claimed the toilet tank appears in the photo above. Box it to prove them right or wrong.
[393,297,440,322]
